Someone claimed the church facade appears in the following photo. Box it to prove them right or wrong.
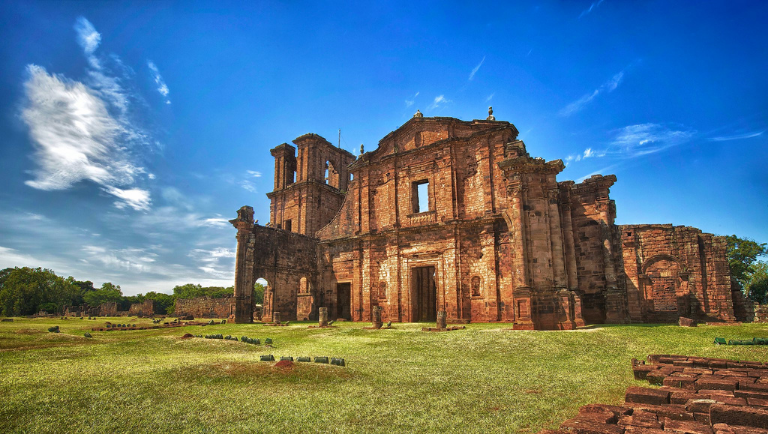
[230,112,736,329]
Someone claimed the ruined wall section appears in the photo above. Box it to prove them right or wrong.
[561,175,623,324]
[620,224,735,323]
[267,135,354,237]
[128,300,154,317]
[174,297,232,319]
[245,225,319,322]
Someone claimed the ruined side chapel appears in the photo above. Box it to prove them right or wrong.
[230,111,736,329]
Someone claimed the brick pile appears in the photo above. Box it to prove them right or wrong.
[539,354,768,434]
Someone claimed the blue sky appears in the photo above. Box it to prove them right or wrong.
[0,1,766,295]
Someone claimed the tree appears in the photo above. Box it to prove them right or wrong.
[253,282,264,305]
[144,291,174,315]
[83,282,123,307]
[746,261,768,303]
[0,267,80,316]
[725,235,767,290]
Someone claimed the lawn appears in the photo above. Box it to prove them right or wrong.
[1,318,767,434]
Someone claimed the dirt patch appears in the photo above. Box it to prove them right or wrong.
[180,333,194,339]
[274,359,294,369]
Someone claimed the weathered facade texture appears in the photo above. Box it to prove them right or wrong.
[231,113,736,329]
[128,300,154,317]
[174,296,234,319]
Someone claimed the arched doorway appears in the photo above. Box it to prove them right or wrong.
[641,255,689,322]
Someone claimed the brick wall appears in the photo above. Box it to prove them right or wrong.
[174,296,233,319]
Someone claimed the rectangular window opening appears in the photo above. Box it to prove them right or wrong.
[284,219,292,232]
[412,180,430,213]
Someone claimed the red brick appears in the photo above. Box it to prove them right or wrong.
[626,387,671,406]
[710,404,768,429]
[695,377,738,391]
[662,418,713,434]
[685,399,717,413]
[560,417,625,434]
[618,415,661,429]
[664,376,697,390]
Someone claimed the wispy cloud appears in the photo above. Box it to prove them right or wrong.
[147,60,171,104]
[469,56,486,81]
[709,131,764,141]
[240,180,257,193]
[579,0,605,19]
[486,93,495,102]
[610,123,695,157]
[560,71,624,116]
[565,147,605,165]
[566,123,695,167]
[405,91,419,107]
[21,65,151,210]
[428,94,450,110]
[576,164,618,183]
[20,17,154,211]
[188,247,236,279]
[74,17,101,69]
[246,170,262,178]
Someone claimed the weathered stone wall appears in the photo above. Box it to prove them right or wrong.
[98,302,118,317]
[619,224,735,323]
[232,113,739,329]
[128,300,154,317]
[174,296,233,319]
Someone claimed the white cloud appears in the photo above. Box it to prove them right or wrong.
[469,56,486,81]
[246,170,262,178]
[82,245,157,273]
[405,91,419,107]
[148,173,156,179]
[21,65,150,211]
[610,123,695,157]
[188,247,236,279]
[240,180,257,193]
[74,17,101,54]
[709,131,764,141]
[201,217,230,227]
[103,186,151,211]
[560,71,624,116]
[576,164,618,183]
[428,95,451,110]
[486,93,495,102]
[579,0,605,19]
[147,60,171,104]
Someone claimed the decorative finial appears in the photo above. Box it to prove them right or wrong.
[414,109,423,118]
[360,144,364,155]
[487,106,495,121]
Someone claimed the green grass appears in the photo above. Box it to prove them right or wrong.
[1,318,767,433]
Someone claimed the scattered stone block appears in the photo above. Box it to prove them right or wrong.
[678,317,696,327]
[625,387,670,406]
[662,418,713,434]
[710,404,768,429]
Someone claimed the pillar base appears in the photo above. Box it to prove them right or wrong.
[512,321,535,330]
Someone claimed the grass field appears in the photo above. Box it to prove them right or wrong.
[1,318,768,433]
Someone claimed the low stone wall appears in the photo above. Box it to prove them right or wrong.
[174,296,233,319]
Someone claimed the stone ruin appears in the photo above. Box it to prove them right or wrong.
[173,296,234,319]
[230,112,743,329]
[540,354,768,434]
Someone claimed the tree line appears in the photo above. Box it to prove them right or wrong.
[0,268,265,317]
